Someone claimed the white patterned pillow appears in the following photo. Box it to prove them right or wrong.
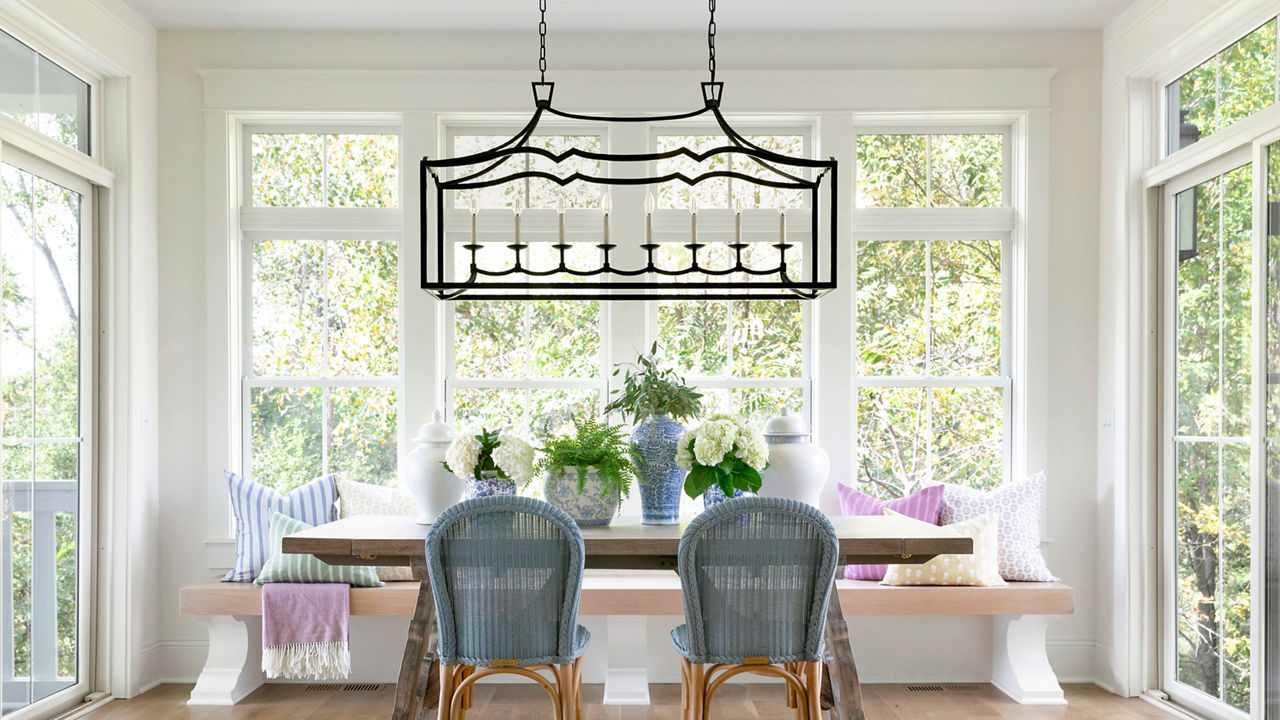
[939,471,1058,582]
[881,509,1005,587]
[335,477,417,582]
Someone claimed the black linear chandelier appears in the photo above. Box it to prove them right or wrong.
[420,0,837,301]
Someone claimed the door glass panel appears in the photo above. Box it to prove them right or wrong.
[1171,163,1252,712]
[1,163,83,714]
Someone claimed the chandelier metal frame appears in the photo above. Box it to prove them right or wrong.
[419,0,838,301]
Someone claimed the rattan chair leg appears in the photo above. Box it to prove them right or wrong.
[437,664,455,720]
[804,661,822,720]
[690,663,706,720]
[556,664,573,720]
[573,657,584,720]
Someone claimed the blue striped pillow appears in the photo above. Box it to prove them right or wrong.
[223,471,338,582]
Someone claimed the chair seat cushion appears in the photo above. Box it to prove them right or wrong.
[442,624,591,667]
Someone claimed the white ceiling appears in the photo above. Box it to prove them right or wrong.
[123,0,1141,32]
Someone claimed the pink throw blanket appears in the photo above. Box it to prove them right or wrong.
[261,583,351,679]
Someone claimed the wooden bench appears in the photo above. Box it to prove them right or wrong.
[180,574,1073,706]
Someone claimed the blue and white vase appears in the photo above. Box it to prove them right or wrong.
[543,467,620,527]
[702,484,756,511]
[464,470,517,500]
[631,414,686,525]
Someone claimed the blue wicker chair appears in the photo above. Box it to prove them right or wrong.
[426,496,589,720]
[672,496,839,720]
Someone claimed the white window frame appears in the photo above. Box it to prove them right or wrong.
[439,121,613,429]
[646,120,817,421]
[231,119,405,491]
[850,116,1023,493]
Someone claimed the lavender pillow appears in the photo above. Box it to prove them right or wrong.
[939,471,1058,582]
[836,483,945,580]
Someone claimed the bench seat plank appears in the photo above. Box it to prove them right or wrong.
[180,575,1073,617]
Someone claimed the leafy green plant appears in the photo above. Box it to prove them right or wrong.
[535,418,637,499]
[442,428,507,477]
[604,342,702,424]
[676,414,769,499]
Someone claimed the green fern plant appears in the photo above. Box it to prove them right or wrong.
[534,418,637,498]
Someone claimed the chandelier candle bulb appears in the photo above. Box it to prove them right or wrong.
[558,197,566,244]
[469,197,478,245]
[602,194,611,245]
[513,196,523,246]
[691,196,698,241]
[645,192,655,244]
[779,205,786,241]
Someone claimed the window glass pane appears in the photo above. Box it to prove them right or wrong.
[2,165,36,439]
[1175,164,1252,437]
[251,133,398,208]
[0,31,89,154]
[250,386,322,492]
[730,300,803,378]
[931,386,1002,489]
[1168,18,1279,154]
[252,239,325,377]
[32,177,80,438]
[252,133,324,207]
[857,241,926,375]
[656,135,729,209]
[732,387,804,426]
[857,386,928,497]
[0,31,36,129]
[38,55,89,154]
[454,300,524,379]
[330,386,397,486]
[855,134,927,208]
[931,240,1002,376]
[927,135,1003,208]
[327,240,399,376]
[452,387,598,437]
[659,301,729,376]
[1174,440,1252,710]
[451,134,601,209]
[326,134,399,208]
[527,299,600,378]
[857,133,1003,208]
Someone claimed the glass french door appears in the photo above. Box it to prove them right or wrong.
[1162,135,1280,720]
[0,149,92,718]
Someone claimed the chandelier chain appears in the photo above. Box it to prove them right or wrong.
[538,0,547,82]
[707,0,716,82]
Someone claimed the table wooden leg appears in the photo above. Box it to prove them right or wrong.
[821,581,865,720]
[394,557,439,720]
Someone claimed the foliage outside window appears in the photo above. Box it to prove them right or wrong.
[1171,164,1253,711]
[854,131,1007,499]
[1167,17,1279,155]
[0,30,90,154]
[245,131,400,491]
[856,133,1003,208]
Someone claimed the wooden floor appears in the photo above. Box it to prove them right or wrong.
[79,683,1176,720]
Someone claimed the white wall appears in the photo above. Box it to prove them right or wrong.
[0,0,160,702]
[153,28,1103,687]
[1094,0,1275,697]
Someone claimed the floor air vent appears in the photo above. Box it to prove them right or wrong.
[905,685,945,692]
[304,684,383,693]
[948,685,984,692]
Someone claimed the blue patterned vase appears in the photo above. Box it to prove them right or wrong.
[702,484,756,511]
[631,414,686,525]
[543,467,620,527]
[464,470,517,500]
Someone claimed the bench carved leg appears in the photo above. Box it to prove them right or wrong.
[187,614,263,705]
[394,557,439,720]
[991,614,1065,705]
[820,581,865,720]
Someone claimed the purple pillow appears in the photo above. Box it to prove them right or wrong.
[836,483,945,580]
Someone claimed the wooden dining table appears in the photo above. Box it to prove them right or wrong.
[283,514,971,720]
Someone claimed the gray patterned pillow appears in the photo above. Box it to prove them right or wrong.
[939,471,1058,582]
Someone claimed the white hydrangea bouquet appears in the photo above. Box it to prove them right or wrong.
[675,413,769,499]
[443,427,537,485]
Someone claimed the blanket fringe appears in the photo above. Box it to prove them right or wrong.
[262,641,351,680]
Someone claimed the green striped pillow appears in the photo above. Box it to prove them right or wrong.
[253,510,384,587]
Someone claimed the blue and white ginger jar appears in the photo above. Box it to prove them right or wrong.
[631,414,686,525]
[463,469,517,500]
[702,483,756,511]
